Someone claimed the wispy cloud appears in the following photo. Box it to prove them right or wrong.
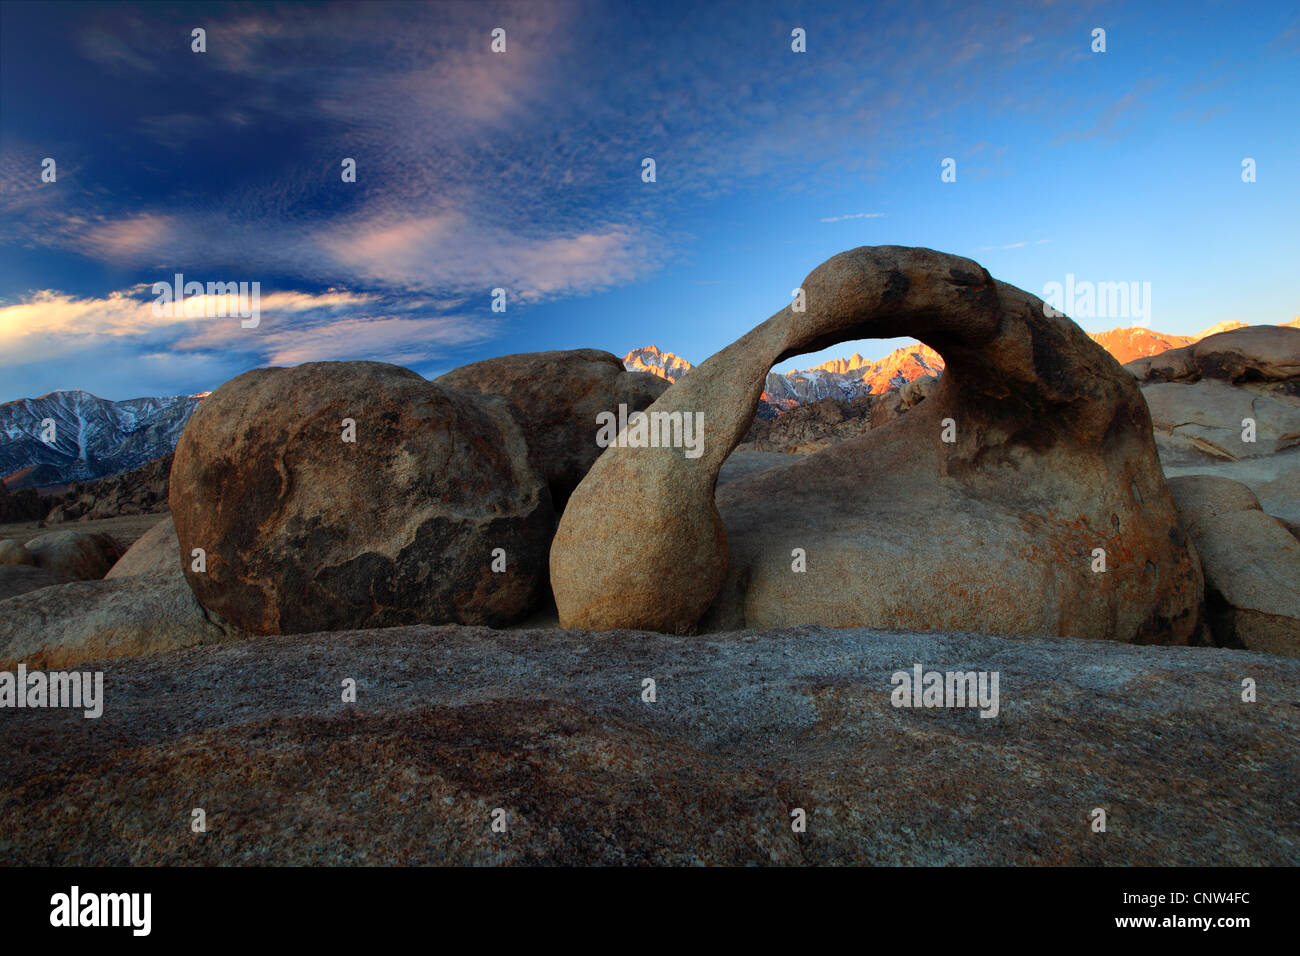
[971,239,1051,253]
[1052,77,1163,146]
[820,212,886,223]
[0,285,491,370]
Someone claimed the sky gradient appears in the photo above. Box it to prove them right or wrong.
[2,0,1298,402]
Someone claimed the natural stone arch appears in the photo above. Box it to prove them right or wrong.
[550,246,1205,643]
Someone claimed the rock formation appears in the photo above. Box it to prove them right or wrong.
[552,245,1205,643]
[23,529,125,581]
[0,538,34,565]
[41,453,174,523]
[436,349,668,511]
[1167,475,1300,657]
[169,361,555,635]
[0,567,247,669]
[106,515,179,578]
[1128,326,1300,525]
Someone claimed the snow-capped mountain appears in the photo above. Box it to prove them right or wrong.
[623,345,695,382]
[1,390,202,490]
[623,342,945,411]
[624,322,1293,414]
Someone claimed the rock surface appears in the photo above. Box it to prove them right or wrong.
[169,362,555,635]
[1167,475,1300,657]
[1139,379,1300,463]
[0,538,33,565]
[24,529,124,581]
[1125,325,1300,385]
[436,349,667,511]
[553,245,1205,643]
[0,624,1295,865]
[1127,326,1300,525]
[0,567,247,669]
[106,515,178,578]
[0,564,60,600]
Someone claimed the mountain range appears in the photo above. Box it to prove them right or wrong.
[624,320,1294,406]
[3,321,1293,490]
[1,391,203,490]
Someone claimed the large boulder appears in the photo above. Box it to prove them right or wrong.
[24,530,125,581]
[1125,325,1300,384]
[0,539,34,566]
[436,349,668,511]
[106,515,179,578]
[169,362,555,635]
[1167,475,1300,658]
[552,245,1204,643]
[1126,326,1300,524]
[0,565,60,600]
[0,567,247,669]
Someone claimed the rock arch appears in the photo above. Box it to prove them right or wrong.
[550,246,1205,643]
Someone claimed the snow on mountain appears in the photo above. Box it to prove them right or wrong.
[626,322,1286,414]
[1,390,202,490]
[624,342,944,411]
[622,345,695,382]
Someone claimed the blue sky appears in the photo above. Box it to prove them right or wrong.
[1,0,1297,402]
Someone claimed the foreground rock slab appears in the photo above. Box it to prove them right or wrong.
[1,626,1295,865]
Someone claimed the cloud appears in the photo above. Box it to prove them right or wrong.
[6,1,1094,300]
[820,213,886,223]
[1052,77,1162,146]
[971,239,1051,253]
[0,285,490,374]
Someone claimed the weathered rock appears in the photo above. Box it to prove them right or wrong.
[436,349,668,511]
[169,361,554,635]
[1140,379,1300,463]
[740,393,874,453]
[41,453,173,524]
[718,451,803,488]
[0,564,60,600]
[1166,473,1264,519]
[24,529,125,581]
[106,515,178,578]
[0,538,34,566]
[0,625,1295,865]
[1125,325,1300,384]
[900,373,938,409]
[1167,475,1300,657]
[0,566,247,669]
[553,245,1204,643]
